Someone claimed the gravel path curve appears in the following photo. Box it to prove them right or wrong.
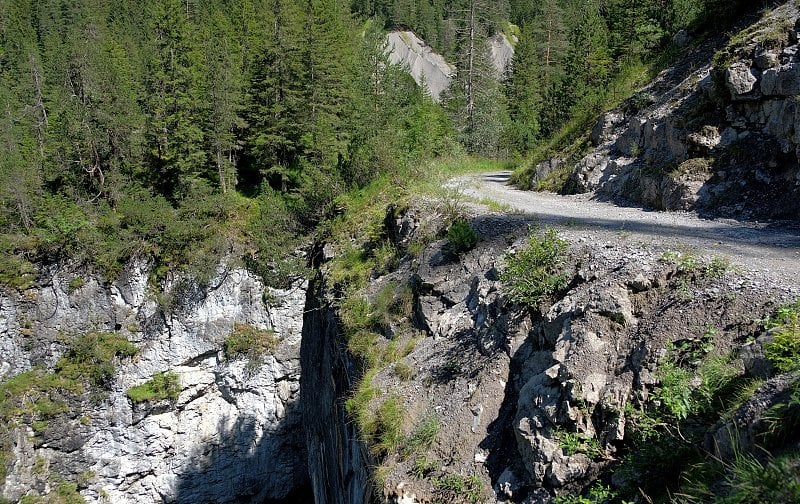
[451,171,800,291]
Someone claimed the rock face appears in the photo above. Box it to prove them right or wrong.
[385,30,515,101]
[560,2,800,221]
[0,262,308,502]
[386,31,455,102]
[488,32,516,78]
[300,272,372,504]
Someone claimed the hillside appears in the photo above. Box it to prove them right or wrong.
[2,1,800,504]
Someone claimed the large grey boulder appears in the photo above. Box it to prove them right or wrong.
[726,63,760,99]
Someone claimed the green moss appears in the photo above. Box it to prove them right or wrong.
[126,371,181,404]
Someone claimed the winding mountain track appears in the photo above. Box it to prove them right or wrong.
[451,171,800,291]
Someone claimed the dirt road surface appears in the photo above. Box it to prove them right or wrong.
[451,171,800,291]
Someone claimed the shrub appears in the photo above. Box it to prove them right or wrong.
[394,361,413,381]
[446,219,478,254]
[126,371,181,404]
[764,300,800,373]
[56,332,138,388]
[501,227,568,307]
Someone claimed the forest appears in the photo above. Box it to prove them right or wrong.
[0,0,751,286]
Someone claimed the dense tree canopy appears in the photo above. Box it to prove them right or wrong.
[0,0,752,285]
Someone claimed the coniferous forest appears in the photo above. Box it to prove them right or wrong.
[0,0,751,285]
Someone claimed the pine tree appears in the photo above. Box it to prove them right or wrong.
[245,0,305,191]
[143,0,208,199]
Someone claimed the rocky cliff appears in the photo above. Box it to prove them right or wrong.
[309,198,799,503]
[0,262,309,502]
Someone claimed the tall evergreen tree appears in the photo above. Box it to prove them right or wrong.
[143,0,207,199]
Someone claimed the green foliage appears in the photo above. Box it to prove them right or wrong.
[432,473,484,503]
[394,361,413,381]
[223,324,278,370]
[126,371,181,404]
[501,227,568,307]
[556,429,603,459]
[18,481,85,504]
[56,332,138,388]
[555,483,626,504]
[446,219,478,254]
[655,359,695,420]
[401,414,439,458]
[764,300,800,373]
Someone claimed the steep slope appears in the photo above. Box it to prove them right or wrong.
[0,263,309,502]
[303,194,800,503]
[525,1,800,223]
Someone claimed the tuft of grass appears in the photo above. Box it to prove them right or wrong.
[401,414,439,458]
[394,361,413,381]
[501,227,568,307]
[223,323,278,370]
[126,371,181,404]
[432,473,484,503]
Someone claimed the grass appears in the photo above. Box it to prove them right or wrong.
[432,473,484,503]
[223,323,278,370]
[401,414,439,458]
[126,371,181,404]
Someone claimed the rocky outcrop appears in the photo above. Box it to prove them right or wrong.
[488,32,516,78]
[561,2,800,221]
[0,262,308,502]
[385,29,515,102]
[386,31,455,102]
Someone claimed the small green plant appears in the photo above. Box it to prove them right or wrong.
[370,396,405,456]
[402,414,439,458]
[126,371,181,404]
[446,218,478,254]
[411,455,438,478]
[394,361,413,381]
[764,300,800,373]
[432,473,484,503]
[501,227,568,307]
[656,359,695,420]
[223,323,278,370]
[555,429,603,459]
[67,276,85,294]
[704,256,732,279]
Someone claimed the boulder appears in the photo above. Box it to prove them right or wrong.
[725,63,760,99]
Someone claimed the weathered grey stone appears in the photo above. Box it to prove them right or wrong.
[761,63,800,96]
[673,29,690,48]
[385,31,455,102]
[590,112,626,146]
[755,47,780,69]
[725,63,760,99]
[0,265,308,503]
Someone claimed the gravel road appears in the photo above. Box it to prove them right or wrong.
[451,171,800,291]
